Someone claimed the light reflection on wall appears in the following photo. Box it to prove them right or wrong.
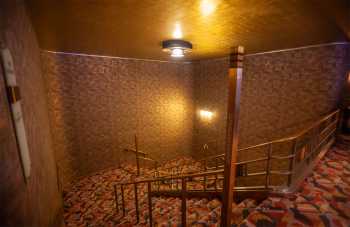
[200,0,217,16]
[199,109,214,122]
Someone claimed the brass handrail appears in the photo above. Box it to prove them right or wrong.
[123,148,147,157]
[200,109,339,165]
[114,109,340,226]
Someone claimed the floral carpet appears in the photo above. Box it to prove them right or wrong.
[241,147,350,227]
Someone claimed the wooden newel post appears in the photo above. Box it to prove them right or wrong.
[221,46,244,227]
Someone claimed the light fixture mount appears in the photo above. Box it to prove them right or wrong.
[162,39,192,58]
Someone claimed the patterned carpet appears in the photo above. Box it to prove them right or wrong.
[241,146,350,227]
[62,157,236,226]
[63,146,350,226]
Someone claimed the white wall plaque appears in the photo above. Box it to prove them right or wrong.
[1,48,31,179]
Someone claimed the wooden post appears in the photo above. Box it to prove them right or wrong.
[221,46,244,227]
[135,135,140,176]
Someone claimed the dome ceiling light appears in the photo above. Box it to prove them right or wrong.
[162,39,192,58]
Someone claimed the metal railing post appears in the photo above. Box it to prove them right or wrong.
[134,183,139,223]
[135,135,140,176]
[181,177,187,227]
[114,185,119,213]
[147,182,153,226]
[121,185,126,216]
[288,139,297,186]
[265,144,272,188]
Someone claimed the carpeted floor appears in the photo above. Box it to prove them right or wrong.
[63,146,350,226]
[241,146,350,227]
[62,157,241,226]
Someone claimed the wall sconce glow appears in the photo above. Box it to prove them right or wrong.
[200,0,216,16]
[199,110,214,120]
[172,23,183,39]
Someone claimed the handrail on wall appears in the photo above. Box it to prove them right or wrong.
[114,109,340,226]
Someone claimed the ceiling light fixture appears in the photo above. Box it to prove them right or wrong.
[162,39,192,58]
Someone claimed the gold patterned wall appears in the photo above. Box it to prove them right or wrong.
[192,44,350,186]
[193,44,350,156]
[41,53,195,186]
[42,43,350,187]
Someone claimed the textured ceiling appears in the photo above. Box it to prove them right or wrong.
[26,0,349,60]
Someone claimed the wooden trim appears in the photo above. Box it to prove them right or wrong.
[221,46,244,227]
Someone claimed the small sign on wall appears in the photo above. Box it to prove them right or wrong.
[1,48,31,180]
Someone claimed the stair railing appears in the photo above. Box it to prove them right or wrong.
[114,109,340,225]
[123,135,159,176]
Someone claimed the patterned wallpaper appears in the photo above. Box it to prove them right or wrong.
[42,43,349,188]
[41,53,195,186]
[0,1,63,226]
[192,44,350,186]
[193,44,350,157]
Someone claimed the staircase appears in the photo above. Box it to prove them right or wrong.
[61,110,341,226]
[114,110,340,226]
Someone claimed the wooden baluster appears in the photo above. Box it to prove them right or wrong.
[181,177,187,227]
[121,185,126,216]
[147,182,153,227]
[134,183,139,223]
[114,185,119,213]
